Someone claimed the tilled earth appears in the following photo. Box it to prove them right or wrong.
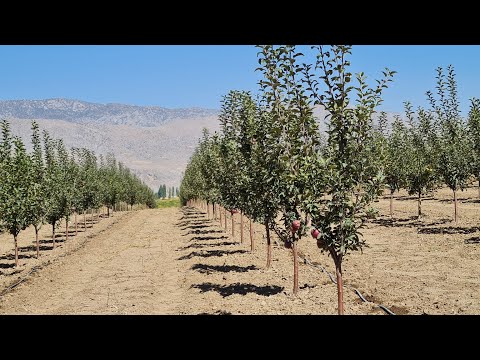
[1,186,480,314]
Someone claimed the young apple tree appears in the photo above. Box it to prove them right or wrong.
[467,97,480,197]
[403,103,439,217]
[257,45,320,295]
[303,45,395,314]
[30,121,48,257]
[384,115,409,216]
[426,66,473,222]
[0,122,36,267]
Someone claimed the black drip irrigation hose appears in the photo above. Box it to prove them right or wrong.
[299,254,396,315]
[196,207,396,315]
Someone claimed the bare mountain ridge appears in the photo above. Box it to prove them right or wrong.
[0,98,218,127]
[0,99,399,191]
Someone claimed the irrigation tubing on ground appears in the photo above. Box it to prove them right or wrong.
[189,205,397,315]
[298,253,396,315]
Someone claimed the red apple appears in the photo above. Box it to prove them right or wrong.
[284,241,292,249]
[316,239,323,249]
[311,228,320,239]
[291,220,300,232]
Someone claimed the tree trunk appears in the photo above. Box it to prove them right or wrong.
[292,240,299,296]
[335,258,344,315]
[219,205,222,224]
[478,178,480,199]
[52,224,56,249]
[107,206,110,218]
[231,213,235,239]
[224,208,227,230]
[240,212,244,244]
[65,217,69,242]
[454,189,458,223]
[91,209,94,225]
[418,191,422,217]
[265,219,271,268]
[35,225,40,259]
[250,218,254,252]
[390,190,394,217]
[14,234,19,267]
[75,212,78,236]
[84,210,87,231]
[207,201,210,219]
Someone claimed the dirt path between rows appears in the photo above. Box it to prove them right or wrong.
[2,186,480,315]
[0,208,187,314]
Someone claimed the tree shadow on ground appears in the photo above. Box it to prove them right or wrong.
[191,282,284,297]
[178,215,204,221]
[182,241,236,250]
[178,249,247,260]
[462,198,480,204]
[0,268,22,276]
[197,310,232,315]
[371,216,419,228]
[180,224,210,230]
[0,253,36,261]
[0,262,16,269]
[371,216,451,229]
[183,229,225,236]
[417,225,480,235]
[57,230,79,237]
[18,244,52,252]
[394,195,434,201]
[190,235,229,242]
[465,236,480,244]
[191,264,258,273]
[39,238,65,244]
[176,220,212,227]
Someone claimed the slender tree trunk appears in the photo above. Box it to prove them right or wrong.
[454,189,458,223]
[335,257,344,315]
[107,206,110,218]
[478,178,480,199]
[65,217,69,242]
[14,234,19,267]
[390,190,394,217]
[240,212,244,244]
[219,205,222,224]
[250,218,254,252]
[224,208,227,230]
[75,212,78,236]
[91,209,94,225]
[35,225,40,259]
[231,213,235,239]
[292,240,299,296]
[207,201,210,219]
[52,224,56,249]
[418,191,422,217]
[265,219,271,268]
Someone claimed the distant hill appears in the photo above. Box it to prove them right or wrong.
[0,99,220,190]
[0,99,399,191]
[0,98,218,127]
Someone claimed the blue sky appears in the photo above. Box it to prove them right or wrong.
[0,45,479,115]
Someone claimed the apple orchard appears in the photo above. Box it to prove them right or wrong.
[179,45,480,315]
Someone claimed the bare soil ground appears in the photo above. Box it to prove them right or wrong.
[1,185,480,314]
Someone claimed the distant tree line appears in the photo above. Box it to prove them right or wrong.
[157,184,179,199]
